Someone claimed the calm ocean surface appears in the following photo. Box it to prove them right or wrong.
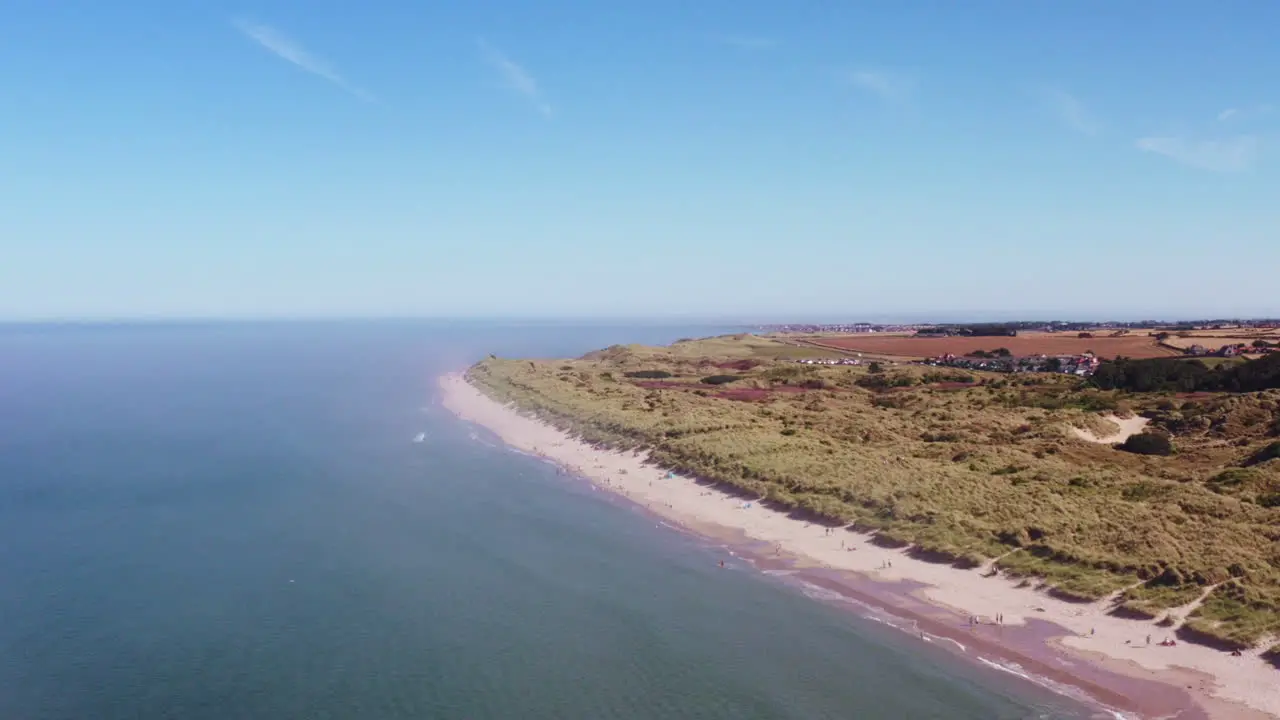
[0,322,1095,719]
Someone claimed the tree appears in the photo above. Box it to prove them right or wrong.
[1117,432,1173,456]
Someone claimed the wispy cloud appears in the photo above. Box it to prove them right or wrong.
[1135,134,1259,173]
[233,19,372,101]
[1217,104,1273,123]
[1033,86,1100,135]
[477,39,550,117]
[715,34,777,49]
[846,68,914,104]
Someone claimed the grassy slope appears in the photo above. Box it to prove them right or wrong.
[468,334,1280,650]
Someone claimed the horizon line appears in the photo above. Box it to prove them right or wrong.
[3,313,1279,327]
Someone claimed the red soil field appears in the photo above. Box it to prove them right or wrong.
[810,334,1181,360]
[719,389,771,402]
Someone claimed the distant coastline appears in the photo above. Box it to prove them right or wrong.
[441,371,1280,720]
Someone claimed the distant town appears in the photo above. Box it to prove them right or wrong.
[771,318,1280,378]
[758,319,1280,335]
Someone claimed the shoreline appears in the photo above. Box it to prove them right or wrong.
[439,372,1279,720]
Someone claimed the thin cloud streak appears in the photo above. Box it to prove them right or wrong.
[1035,86,1100,135]
[1135,135,1259,172]
[847,69,914,103]
[478,39,551,117]
[233,18,373,101]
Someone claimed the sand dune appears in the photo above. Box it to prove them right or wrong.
[1071,414,1151,444]
[440,373,1278,720]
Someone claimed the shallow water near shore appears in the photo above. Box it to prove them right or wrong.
[1,321,1097,719]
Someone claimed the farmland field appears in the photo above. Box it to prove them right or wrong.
[803,332,1182,360]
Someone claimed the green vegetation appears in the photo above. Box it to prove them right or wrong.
[1245,441,1280,467]
[1117,432,1173,456]
[1092,354,1280,393]
[624,370,673,379]
[700,374,740,385]
[468,333,1280,650]
[967,348,1012,359]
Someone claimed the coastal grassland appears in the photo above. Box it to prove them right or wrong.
[469,334,1280,650]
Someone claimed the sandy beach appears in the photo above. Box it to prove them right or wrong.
[440,372,1279,720]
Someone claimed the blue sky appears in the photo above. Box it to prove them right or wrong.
[2,1,1277,322]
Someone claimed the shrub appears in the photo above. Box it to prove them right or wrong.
[700,374,739,385]
[625,370,672,379]
[1244,441,1280,467]
[872,395,910,409]
[868,362,884,374]
[1117,432,1173,456]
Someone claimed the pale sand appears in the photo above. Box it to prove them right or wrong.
[1071,414,1151,444]
[440,373,1279,719]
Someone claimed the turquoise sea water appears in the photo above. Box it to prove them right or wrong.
[0,322,1096,719]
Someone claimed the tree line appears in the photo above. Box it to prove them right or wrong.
[1090,353,1280,393]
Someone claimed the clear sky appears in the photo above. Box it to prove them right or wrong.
[2,1,1277,322]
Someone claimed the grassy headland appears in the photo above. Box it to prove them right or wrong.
[467,334,1280,651]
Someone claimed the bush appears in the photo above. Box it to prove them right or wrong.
[700,374,739,385]
[1117,432,1173,456]
[1091,354,1280,393]
[1244,441,1280,467]
[868,362,884,374]
[625,370,672,379]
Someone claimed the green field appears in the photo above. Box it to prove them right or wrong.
[469,334,1280,651]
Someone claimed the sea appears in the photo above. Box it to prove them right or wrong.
[0,321,1100,719]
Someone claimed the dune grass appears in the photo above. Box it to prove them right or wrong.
[469,334,1280,649]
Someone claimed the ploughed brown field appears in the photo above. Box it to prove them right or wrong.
[808,332,1182,360]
